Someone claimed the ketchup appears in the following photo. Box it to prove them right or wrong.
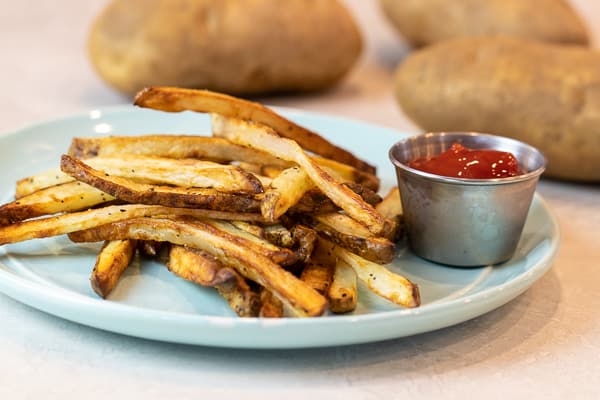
[408,143,520,179]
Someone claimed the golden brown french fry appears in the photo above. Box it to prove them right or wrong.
[90,239,137,298]
[211,115,393,237]
[376,187,403,219]
[0,181,114,225]
[16,156,264,198]
[328,261,358,314]
[261,166,314,221]
[68,135,290,167]
[313,156,380,192]
[89,156,263,194]
[16,168,74,198]
[60,155,260,212]
[333,245,420,308]
[0,204,269,246]
[376,187,404,241]
[259,288,284,318]
[301,212,396,264]
[300,262,333,296]
[133,87,375,173]
[168,245,260,317]
[67,217,327,317]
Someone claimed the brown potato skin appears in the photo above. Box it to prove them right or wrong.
[88,0,362,96]
[380,0,589,47]
[394,37,600,181]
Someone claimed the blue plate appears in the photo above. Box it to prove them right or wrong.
[0,107,559,348]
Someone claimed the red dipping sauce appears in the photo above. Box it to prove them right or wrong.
[408,143,520,179]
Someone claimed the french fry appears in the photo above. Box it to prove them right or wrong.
[211,115,393,237]
[301,212,396,264]
[60,155,260,212]
[16,168,74,198]
[376,187,403,219]
[69,135,290,167]
[328,261,358,314]
[0,181,114,225]
[333,245,420,308]
[168,245,260,317]
[66,217,327,317]
[313,156,380,192]
[90,239,137,298]
[16,156,264,198]
[261,166,314,221]
[300,262,333,296]
[134,87,376,173]
[0,204,269,246]
[376,187,404,241]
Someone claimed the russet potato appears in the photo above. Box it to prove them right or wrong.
[394,36,600,181]
[88,0,362,96]
[380,0,589,47]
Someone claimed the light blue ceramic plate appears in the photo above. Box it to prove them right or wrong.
[0,107,559,349]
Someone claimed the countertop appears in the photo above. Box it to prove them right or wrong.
[1,1,599,399]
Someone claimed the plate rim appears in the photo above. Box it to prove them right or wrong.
[0,106,560,348]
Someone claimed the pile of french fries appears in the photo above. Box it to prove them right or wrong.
[0,87,420,318]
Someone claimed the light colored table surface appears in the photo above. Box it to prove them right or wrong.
[1,1,599,399]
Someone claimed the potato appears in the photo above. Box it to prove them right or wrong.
[394,36,600,181]
[380,0,589,47]
[88,0,362,96]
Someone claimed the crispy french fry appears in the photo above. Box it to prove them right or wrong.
[16,168,74,198]
[0,204,269,246]
[376,187,402,219]
[0,181,114,225]
[69,135,290,167]
[211,115,393,237]
[333,245,420,308]
[301,212,396,264]
[303,239,336,296]
[87,156,263,194]
[67,217,327,317]
[328,261,358,314]
[60,155,260,212]
[90,239,137,298]
[168,245,260,317]
[134,87,375,173]
[16,156,264,198]
[314,157,380,192]
[376,187,404,242]
[261,166,314,221]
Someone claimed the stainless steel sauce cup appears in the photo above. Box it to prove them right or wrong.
[389,132,546,267]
